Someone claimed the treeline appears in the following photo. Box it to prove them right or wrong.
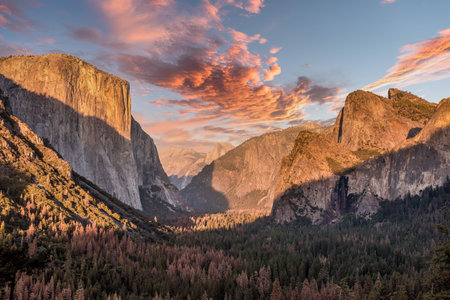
[0,181,449,299]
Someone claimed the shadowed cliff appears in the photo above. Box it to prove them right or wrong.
[0,54,186,215]
[0,94,163,233]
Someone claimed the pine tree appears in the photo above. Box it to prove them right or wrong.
[270,279,282,300]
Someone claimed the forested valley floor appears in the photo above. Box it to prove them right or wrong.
[1,182,449,299]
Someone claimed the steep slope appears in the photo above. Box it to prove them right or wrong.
[182,122,327,212]
[0,54,186,214]
[159,142,234,190]
[272,91,448,224]
[0,96,160,234]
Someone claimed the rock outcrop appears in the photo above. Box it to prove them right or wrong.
[271,90,449,224]
[182,122,328,212]
[159,142,234,190]
[0,54,185,213]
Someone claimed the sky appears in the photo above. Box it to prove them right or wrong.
[1,0,449,152]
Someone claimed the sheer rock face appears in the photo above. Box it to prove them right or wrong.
[272,91,448,224]
[131,119,188,210]
[0,54,184,212]
[159,142,234,190]
[182,122,328,212]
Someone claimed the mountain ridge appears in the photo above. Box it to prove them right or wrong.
[271,90,449,223]
[182,122,328,212]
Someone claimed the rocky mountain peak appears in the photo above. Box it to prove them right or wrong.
[331,89,428,152]
[204,142,234,164]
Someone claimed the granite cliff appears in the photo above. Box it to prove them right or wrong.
[0,54,186,213]
[182,122,328,212]
[0,95,160,233]
[159,142,234,190]
[272,90,449,223]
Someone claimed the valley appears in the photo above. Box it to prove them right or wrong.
[0,53,448,299]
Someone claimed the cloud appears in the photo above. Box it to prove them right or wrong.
[80,0,341,148]
[0,43,33,56]
[266,56,278,65]
[380,0,396,4]
[294,76,341,105]
[269,46,282,54]
[36,37,56,45]
[365,28,450,91]
[0,0,34,32]
[244,0,265,14]
[263,63,281,81]
[230,0,265,14]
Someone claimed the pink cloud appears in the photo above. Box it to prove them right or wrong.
[365,28,450,91]
[0,43,33,56]
[229,0,265,14]
[0,1,34,31]
[266,56,278,65]
[380,0,396,4]
[269,46,282,54]
[244,0,265,14]
[36,37,56,45]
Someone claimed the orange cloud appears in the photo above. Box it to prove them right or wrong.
[266,56,278,65]
[263,63,281,81]
[83,0,341,147]
[365,28,450,91]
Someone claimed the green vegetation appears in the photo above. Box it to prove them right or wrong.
[390,90,436,123]
[352,148,382,161]
[325,156,355,175]
[325,157,343,174]
[0,180,448,299]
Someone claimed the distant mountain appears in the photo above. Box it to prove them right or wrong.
[272,89,449,223]
[0,54,187,215]
[205,142,235,165]
[182,122,329,212]
[159,142,234,190]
